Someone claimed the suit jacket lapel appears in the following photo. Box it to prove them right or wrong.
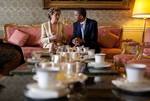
[84,19,89,38]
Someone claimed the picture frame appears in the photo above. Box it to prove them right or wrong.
[43,0,133,10]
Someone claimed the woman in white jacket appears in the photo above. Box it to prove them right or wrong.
[41,7,67,51]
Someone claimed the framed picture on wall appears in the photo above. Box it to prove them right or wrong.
[43,0,133,9]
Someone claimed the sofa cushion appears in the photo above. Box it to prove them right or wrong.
[143,48,150,56]
[98,26,122,48]
[8,30,29,46]
[101,48,122,59]
[5,24,41,46]
[99,32,119,48]
[144,42,150,48]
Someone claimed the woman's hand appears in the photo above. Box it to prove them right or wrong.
[49,34,57,41]
[48,43,58,53]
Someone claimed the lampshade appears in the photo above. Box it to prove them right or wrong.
[132,0,150,18]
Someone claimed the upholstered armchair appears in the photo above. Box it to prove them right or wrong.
[113,28,150,75]
[127,28,150,76]
[113,39,141,70]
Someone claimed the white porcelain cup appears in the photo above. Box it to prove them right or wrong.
[95,53,106,63]
[88,49,95,57]
[52,54,60,63]
[83,47,89,52]
[125,64,146,82]
[32,52,41,59]
[76,47,81,52]
[40,62,51,68]
[36,69,58,89]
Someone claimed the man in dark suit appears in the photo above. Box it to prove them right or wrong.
[70,8,100,53]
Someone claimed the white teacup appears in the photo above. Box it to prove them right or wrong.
[52,54,60,63]
[32,52,41,59]
[95,53,106,64]
[76,47,81,52]
[125,64,146,83]
[40,62,51,68]
[83,47,89,52]
[36,69,58,89]
[88,49,95,57]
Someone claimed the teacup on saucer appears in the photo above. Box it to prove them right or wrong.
[88,62,111,68]
[95,53,106,64]
[112,77,150,92]
[27,82,66,91]
[125,64,146,83]
[27,58,41,64]
[35,68,59,89]
[25,83,68,99]
[38,62,60,71]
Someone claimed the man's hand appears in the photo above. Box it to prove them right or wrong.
[72,37,84,46]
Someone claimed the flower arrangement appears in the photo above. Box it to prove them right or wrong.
[121,39,143,60]
[121,39,140,46]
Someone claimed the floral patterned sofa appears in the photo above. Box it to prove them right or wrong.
[4,24,123,59]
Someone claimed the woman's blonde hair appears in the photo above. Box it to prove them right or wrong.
[47,7,61,20]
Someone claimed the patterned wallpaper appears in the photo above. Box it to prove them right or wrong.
[0,0,47,25]
[0,0,149,27]
[0,0,150,40]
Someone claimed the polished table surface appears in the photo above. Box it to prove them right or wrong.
[0,64,150,101]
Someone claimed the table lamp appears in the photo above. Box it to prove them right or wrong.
[132,0,150,43]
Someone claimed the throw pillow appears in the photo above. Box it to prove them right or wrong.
[143,48,150,56]
[144,42,150,48]
[8,30,29,46]
[99,32,119,48]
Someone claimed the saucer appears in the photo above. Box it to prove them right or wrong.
[84,55,95,60]
[112,78,150,92]
[35,50,49,54]
[27,82,67,91]
[26,83,68,99]
[38,62,60,71]
[88,62,112,69]
[27,58,41,64]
